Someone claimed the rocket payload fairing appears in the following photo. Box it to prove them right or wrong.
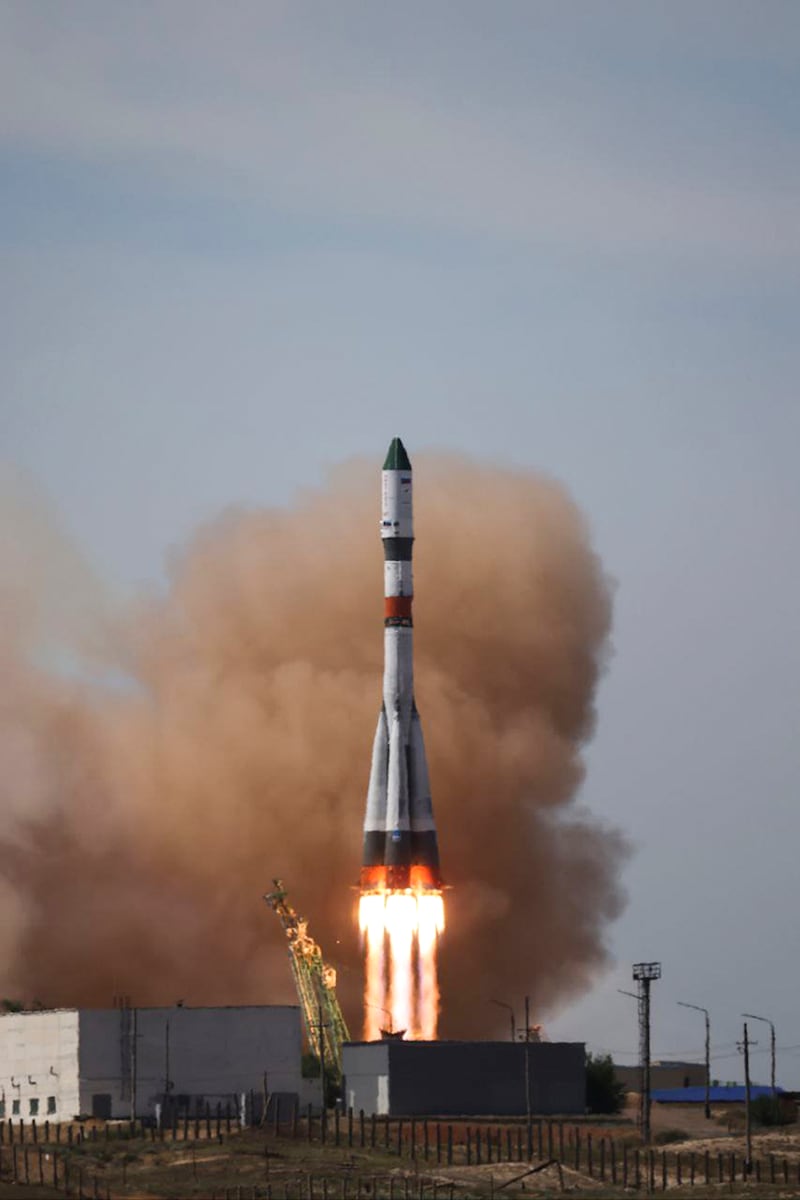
[360,438,442,894]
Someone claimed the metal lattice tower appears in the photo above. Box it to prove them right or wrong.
[264,879,350,1075]
[633,962,661,1144]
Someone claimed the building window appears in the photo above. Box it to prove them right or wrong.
[0,1100,5,1118]
[47,1096,56,1114]
[12,1100,20,1116]
[29,1098,39,1116]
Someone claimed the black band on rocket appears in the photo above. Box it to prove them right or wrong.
[382,538,414,561]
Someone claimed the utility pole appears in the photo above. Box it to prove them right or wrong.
[313,999,329,1115]
[738,1022,753,1174]
[524,995,532,1159]
[677,1001,711,1119]
[632,963,661,1145]
[130,1008,138,1123]
[164,1018,171,1101]
[743,1013,776,1101]
[491,998,516,1043]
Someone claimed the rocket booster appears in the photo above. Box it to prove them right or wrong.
[360,438,442,893]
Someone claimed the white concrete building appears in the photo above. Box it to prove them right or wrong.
[0,1005,306,1121]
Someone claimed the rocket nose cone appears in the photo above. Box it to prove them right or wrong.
[383,438,412,471]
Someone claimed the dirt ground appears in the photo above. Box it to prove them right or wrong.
[4,1111,800,1200]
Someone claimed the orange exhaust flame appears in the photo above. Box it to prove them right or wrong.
[359,888,445,1040]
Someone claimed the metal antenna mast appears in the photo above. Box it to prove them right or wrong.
[632,962,661,1145]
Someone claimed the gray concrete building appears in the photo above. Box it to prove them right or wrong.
[613,1060,706,1092]
[342,1040,586,1117]
[0,1005,309,1122]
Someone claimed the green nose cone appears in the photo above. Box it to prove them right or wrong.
[383,437,412,471]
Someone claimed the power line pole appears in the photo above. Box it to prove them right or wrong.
[677,1001,711,1119]
[311,999,329,1116]
[738,1021,753,1174]
[743,1012,776,1101]
[632,962,661,1146]
[130,1008,138,1123]
[524,995,532,1160]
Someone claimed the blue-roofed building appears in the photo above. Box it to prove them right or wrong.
[653,1085,784,1104]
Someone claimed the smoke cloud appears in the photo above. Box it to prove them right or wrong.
[0,455,627,1035]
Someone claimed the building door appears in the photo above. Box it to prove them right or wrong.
[91,1094,112,1119]
[377,1075,389,1116]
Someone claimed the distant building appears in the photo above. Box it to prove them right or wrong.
[613,1060,706,1092]
[343,1040,586,1117]
[0,1006,307,1121]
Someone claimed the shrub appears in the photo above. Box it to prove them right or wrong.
[751,1095,795,1127]
[654,1128,689,1145]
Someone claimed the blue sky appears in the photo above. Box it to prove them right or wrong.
[2,2,799,1083]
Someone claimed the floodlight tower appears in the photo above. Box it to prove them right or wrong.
[633,962,661,1144]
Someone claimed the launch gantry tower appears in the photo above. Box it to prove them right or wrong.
[264,879,350,1075]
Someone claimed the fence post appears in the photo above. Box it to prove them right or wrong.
[634,1149,641,1190]
[475,1126,481,1165]
[397,1119,403,1158]
[587,1133,593,1177]
[447,1124,453,1166]
[622,1145,628,1188]
[704,1149,709,1184]
[506,1128,512,1162]
[466,1127,471,1166]
[536,1119,543,1159]
[599,1137,605,1180]
[423,1119,428,1160]
[334,1107,340,1147]
[661,1149,667,1190]
[676,1152,682,1186]
[372,1113,377,1150]
[359,1109,364,1149]
[436,1123,441,1164]
[574,1127,580,1172]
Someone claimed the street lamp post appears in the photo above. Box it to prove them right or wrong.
[743,1013,776,1100]
[677,1002,711,1119]
[490,998,516,1043]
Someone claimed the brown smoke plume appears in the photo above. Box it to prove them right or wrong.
[0,456,626,1034]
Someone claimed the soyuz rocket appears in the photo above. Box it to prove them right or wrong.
[360,439,442,893]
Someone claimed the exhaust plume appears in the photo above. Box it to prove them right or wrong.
[0,456,626,1034]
